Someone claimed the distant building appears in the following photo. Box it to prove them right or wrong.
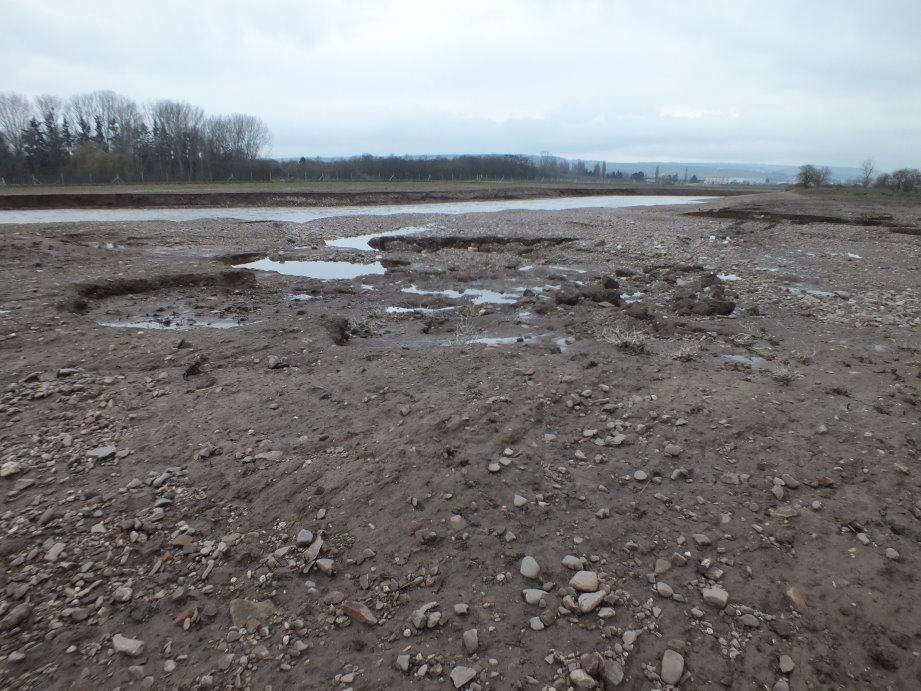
[704,176,729,185]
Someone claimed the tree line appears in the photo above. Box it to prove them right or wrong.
[0,91,271,184]
[276,154,660,183]
[797,160,921,192]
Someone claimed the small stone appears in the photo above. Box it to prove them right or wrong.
[463,628,479,653]
[702,585,729,608]
[570,571,599,592]
[856,532,871,546]
[529,616,545,630]
[569,669,598,688]
[296,529,314,547]
[656,582,674,598]
[739,613,760,627]
[578,590,606,613]
[449,514,467,532]
[633,470,648,481]
[87,446,116,460]
[513,494,528,507]
[450,665,477,688]
[885,547,900,561]
[520,556,540,579]
[453,603,469,615]
[779,654,795,674]
[562,555,583,570]
[44,542,66,562]
[661,649,684,685]
[0,461,21,478]
[602,659,624,687]
[784,585,807,611]
[691,533,711,546]
[654,558,672,574]
[112,633,145,657]
[396,654,410,672]
[663,443,683,457]
[523,589,548,605]
[342,600,378,626]
[0,603,32,631]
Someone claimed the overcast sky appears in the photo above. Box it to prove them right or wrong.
[4,0,920,169]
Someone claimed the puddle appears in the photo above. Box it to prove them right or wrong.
[555,336,571,352]
[756,267,780,273]
[326,224,434,252]
[467,335,536,346]
[386,306,456,314]
[518,265,534,272]
[717,273,740,281]
[846,252,862,260]
[720,353,769,369]
[90,241,119,250]
[288,294,316,301]
[402,283,559,305]
[787,287,834,298]
[235,258,386,280]
[549,265,587,274]
[402,285,521,305]
[0,195,715,225]
[622,291,645,304]
[453,332,553,347]
[99,315,241,330]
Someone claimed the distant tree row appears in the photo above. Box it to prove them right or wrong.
[797,160,920,192]
[0,91,271,184]
[276,154,664,184]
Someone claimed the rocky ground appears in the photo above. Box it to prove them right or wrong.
[0,190,919,690]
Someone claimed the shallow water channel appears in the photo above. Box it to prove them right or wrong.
[0,195,712,224]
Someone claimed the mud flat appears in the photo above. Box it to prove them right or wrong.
[0,191,919,689]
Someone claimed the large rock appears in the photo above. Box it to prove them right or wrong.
[112,633,145,657]
[0,603,31,631]
[570,571,599,592]
[702,585,729,608]
[661,649,684,685]
[450,665,477,688]
[603,658,625,686]
[520,555,540,579]
[578,590,606,613]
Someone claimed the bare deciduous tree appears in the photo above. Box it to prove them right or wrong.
[860,158,874,188]
[0,92,32,155]
[795,164,831,188]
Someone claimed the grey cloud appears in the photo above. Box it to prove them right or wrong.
[2,0,918,169]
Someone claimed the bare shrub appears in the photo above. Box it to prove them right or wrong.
[601,323,646,354]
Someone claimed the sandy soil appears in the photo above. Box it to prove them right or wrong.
[0,190,919,690]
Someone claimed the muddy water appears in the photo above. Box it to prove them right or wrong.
[0,195,713,224]
[235,258,386,280]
